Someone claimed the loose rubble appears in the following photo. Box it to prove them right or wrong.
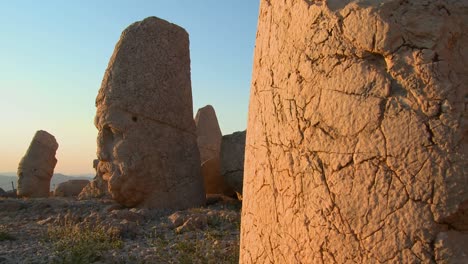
[0,197,240,263]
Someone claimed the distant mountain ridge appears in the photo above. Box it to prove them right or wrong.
[0,172,94,191]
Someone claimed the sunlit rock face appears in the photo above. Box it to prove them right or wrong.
[17,130,58,198]
[240,1,468,263]
[94,16,205,209]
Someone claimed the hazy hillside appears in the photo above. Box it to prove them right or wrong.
[0,173,94,191]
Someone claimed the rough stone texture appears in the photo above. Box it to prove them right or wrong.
[220,130,246,198]
[54,180,90,197]
[195,105,222,163]
[434,231,468,264]
[94,17,205,209]
[17,130,58,198]
[79,159,110,199]
[201,157,231,195]
[240,1,468,263]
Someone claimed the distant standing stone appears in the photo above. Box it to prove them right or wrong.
[195,105,222,163]
[17,130,58,198]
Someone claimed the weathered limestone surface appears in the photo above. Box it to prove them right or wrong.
[220,130,246,198]
[17,130,58,198]
[240,1,468,263]
[195,105,222,163]
[94,17,205,209]
[54,180,90,197]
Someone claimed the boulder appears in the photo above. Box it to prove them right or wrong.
[17,130,58,198]
[240,1,468,263]
[93,17,205,209]
[54,179,90,197]
[220,130,246,198]
[168,211,185,228]
[194,105,222,163]
[175,215,208,233]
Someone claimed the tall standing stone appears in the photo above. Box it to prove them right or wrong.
[195,105,222,163]
[94,17,205,209]
[195,105,227,194]
[240,1,468,263]
[17,130,58,198]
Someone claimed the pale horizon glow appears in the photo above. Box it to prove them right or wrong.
[0,1,259,174]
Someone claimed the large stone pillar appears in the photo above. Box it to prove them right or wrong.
[195,105,222,163]
[94,17,205,209]
[240,1,467,263]
[17,130,58,198]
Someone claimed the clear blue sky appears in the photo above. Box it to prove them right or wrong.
[0,0,259,174]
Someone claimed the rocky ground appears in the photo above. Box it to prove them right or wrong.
[0,196,241,264]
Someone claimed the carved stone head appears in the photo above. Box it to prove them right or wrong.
[94,17,205,209]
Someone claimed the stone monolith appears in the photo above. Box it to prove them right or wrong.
[195,105,225,194]
[195,105,222,163]
[240,1,468,263]
[17,130,58,198]
[94,16,205,209]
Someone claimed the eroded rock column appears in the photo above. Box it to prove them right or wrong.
[94,17,205,209]
[195,105,228,194]
[240,0,468,263]
[195,105,222,163]
[17,130,58,198]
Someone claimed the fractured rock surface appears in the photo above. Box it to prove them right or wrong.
[240,1,468,263]
[195,105,222,163]
[220,130,246,198]
[17,130,58,198]
[94,17,205,209]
